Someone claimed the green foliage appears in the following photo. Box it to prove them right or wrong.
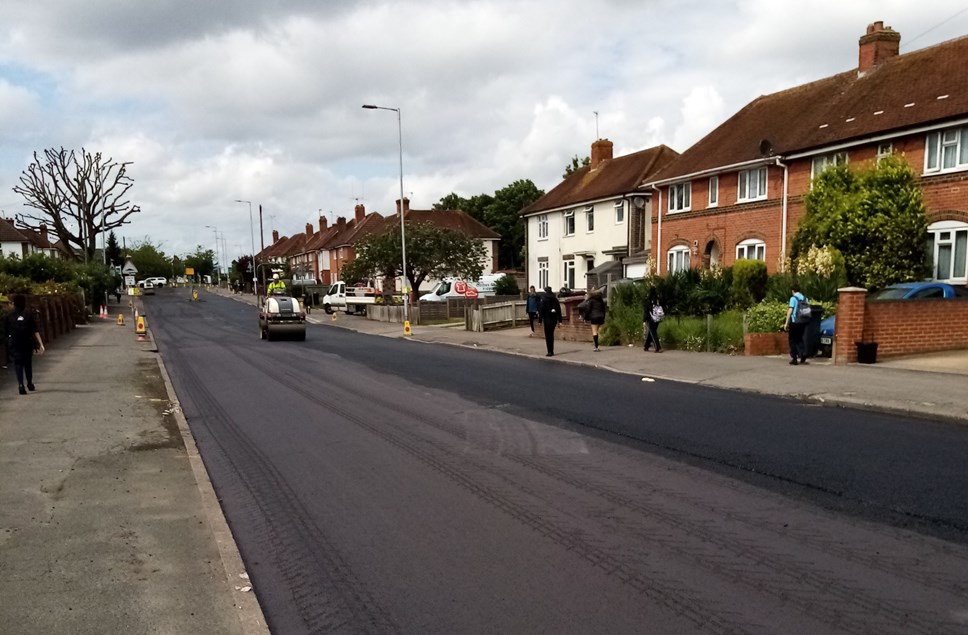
[129,240,172,279]
[493,274,519,295]
[794,155,930,290]
[731,259,768,308]
[658,312,745,354]
[600,282,646,345]
[183,246,216,280]
[0,253,75,283]
[0,271,33,295]
[347,221,487,292]
[105,231,123,266]
[745,301,789,333]
[563,155,590,178]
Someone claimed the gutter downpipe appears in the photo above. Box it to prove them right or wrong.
[652,184,662,276]
[775,157,789,269]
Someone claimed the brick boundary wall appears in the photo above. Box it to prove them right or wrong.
[834,287,968,364]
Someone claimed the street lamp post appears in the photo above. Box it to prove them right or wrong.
[204,225,219,286]
[362,103,409,324]
[236,199,257,296]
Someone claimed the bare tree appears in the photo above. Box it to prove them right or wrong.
[13,147,140,262]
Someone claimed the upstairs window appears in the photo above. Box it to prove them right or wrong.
[876,143,893,163]
[668,183,691,213]
[811,152,848,180]
[925,126,968,172]
[708,176,718,207]
[537,214,548,239]
[737,167,767,202]
[586,206,594,232]
[614,200,625,223]
[563,210,575,236]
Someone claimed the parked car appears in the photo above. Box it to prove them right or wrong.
[819,282,968,356]
[141,280,156,295]
[146,276,167,287]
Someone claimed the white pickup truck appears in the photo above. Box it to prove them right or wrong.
[322,281,380,315]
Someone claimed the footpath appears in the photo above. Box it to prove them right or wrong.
[2,288,965,634]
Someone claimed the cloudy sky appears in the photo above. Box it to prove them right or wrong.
[1,0,967,262]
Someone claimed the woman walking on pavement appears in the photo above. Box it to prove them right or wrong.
[643,288,663,353]
[537,286,562,356]
[5,294,45,395]
[526,285,541,337]
[582,288,607,351]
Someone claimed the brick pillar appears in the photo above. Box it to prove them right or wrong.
[833,287,868,365]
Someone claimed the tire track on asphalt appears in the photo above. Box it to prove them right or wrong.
[159,334,400,634]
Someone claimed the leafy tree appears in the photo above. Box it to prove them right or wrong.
[105,231,123,267]
[128,240,170,279]
[792,156,930,290]
[481,180,542,270]
[563,155,590,178]
[342,221,487,293]
[13,147,140,262]
[433,192,493,224]
[493,274,520,295]
[183,246,216,280]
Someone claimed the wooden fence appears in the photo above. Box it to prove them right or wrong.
[465,301,528,332]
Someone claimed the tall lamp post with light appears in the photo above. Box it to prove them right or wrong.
[362,103,409,324]
[235,199,258,296]
[204,225,220,286]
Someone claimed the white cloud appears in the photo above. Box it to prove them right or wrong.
[1,0,966,255]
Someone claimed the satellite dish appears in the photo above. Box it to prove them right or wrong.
[632,196,646,209]
[758,139,774,157]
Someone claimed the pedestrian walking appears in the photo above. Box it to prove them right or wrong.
[579,288,607,351]
[526,285,541,337]
[5,294,45,395]
[782,284,809,365]
[537,286,562,356]
[643,288,663,352]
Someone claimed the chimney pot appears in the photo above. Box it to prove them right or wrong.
[306,223,314,237]
[395,198,410,216]
[858,21,900,75]
[319,216,328,231]
[272,229,279,243]
[355,204,365,222]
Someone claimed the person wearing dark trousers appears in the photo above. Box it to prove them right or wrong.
[782,284,808,365]
[643,289,663,353]
[5,294,45,395]
[582,288,607,351]
[537,286,562,356]
[526,285,541,337]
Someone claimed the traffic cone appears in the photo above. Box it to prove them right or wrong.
[117,314,125,326]
[332,312,337,321]
[99,305,106,319]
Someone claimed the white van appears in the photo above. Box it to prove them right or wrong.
[420,274,504,302]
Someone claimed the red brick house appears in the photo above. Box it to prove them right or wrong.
[643,21,968,287]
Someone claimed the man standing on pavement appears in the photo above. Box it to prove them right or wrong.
[538,286,562,356]
[5,294,45,394]
[782,284,808,365]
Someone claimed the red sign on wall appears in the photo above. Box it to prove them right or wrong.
[454,281,467,294]
[464,286,479,299]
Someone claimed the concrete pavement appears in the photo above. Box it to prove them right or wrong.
[2,287,965,633]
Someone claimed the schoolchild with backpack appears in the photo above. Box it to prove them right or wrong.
[643,288,663,353]
[782,284,811,365]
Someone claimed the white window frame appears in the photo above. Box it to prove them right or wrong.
[925,126,968,173]
[927,220,968,284]
[563,209,575,236]
[876,142,893,163]
[737,166,767,202]
[585,206,594,233]
[667,246,690,274]
[614,199,625,224]
[811,152,848,180]
[668,183,691,213]
[537,214,549,240]
[708,176,718,207]
[563,259,575,289]
[538,261,549,289]
[735,239,766,262]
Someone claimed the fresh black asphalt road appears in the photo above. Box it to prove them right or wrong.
[145,289,968,634]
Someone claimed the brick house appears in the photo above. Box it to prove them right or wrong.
[642,21,968,287]
[520,140,678,291]
[0,218,61,260]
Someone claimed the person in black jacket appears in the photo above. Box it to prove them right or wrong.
[643,288,663,353]
[5,294,45,395]
[537,286,562,356]
[581,288,607,352]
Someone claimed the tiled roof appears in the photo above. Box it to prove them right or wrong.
[0,217,29,243]
[520,144,679,215]
[401,209,502,239]
[650,33,968,182]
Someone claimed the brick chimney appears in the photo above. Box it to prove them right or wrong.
[40,225,48,243]
[319,216,328,232]
[858,21,900,75]
[395,197,410,216]
[272,229,279,243]
[591,139,613,170]
[355,204,365,222]
[337,216,347,231]
[305,223,313,237]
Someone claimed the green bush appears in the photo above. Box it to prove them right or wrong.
[657,311,744,353]
[731,259,768,308]
[600,281,646,346]
[746,301,788,333]
[494,274,520,296]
